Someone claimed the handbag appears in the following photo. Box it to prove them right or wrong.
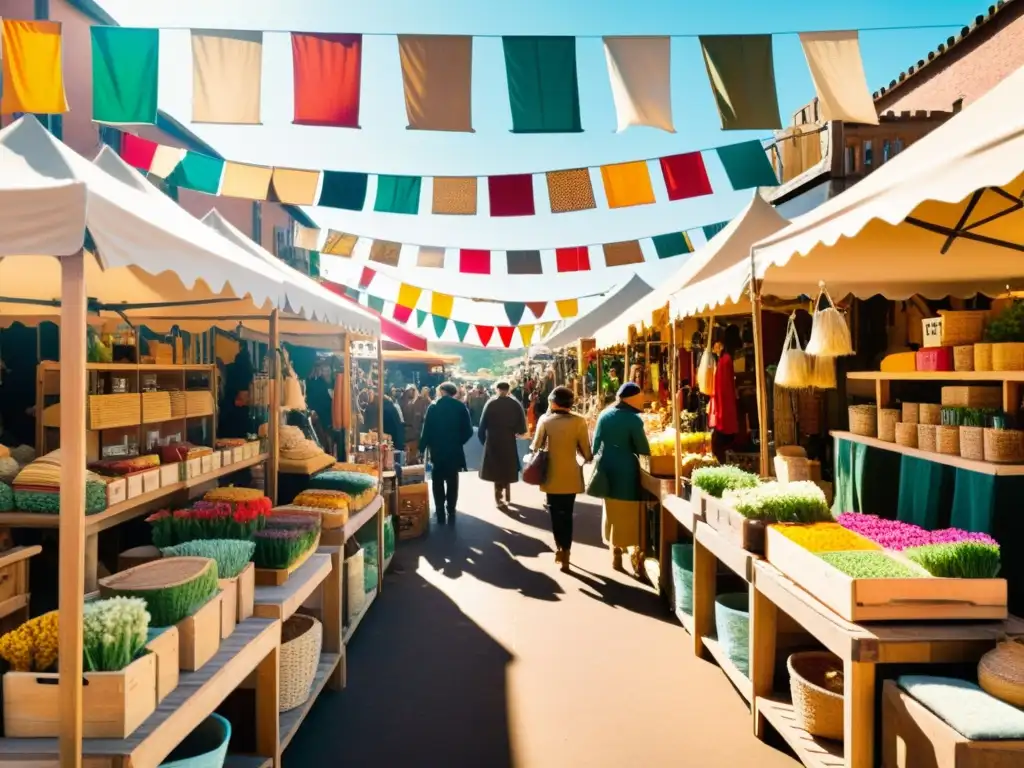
[522,449,548,485]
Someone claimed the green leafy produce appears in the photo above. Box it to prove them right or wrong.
[83,597,149,672]
[14,481,108,515]
[819,551,924,579]
[724,481,832,523]
[0,481,12,512]
[161,539,255,580]
[905,541,1001,579]
[104,561,219,628]
[308,470,378,495]
[691,466,760,498]
[253,516,320,569]
[984,301,1024,343]
[940,406,1002,428]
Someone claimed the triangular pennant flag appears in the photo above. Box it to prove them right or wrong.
[358,267,375,290]
[497,326,516,348]
[432,314,449,337]
[520,325,535,347]
[344,286,360,300]
[476,326,494,346]
[539,321,555,338]
[366,294,386,314]
[555,299,578,319]
[504,302,526,326]
[526,302,547,319]
[396,283,422,309]
[416,309,428,328]
[454,321,470,343]
[120,133,159,171]
[91,27,160,124]
[431,292,454,319]
[393,304,413,323]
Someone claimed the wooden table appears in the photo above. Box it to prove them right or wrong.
[750,561,1024,768]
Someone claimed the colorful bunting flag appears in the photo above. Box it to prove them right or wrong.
[148,145,185,179]
[602,240,644,267]
[374,175,422,215]
[716,141,778,190]
[476,325,495,346]
[555,300,579,319]
[358,267,375,289]
[454,321,470,343]
[416,246,446,268]
[600,161,655,209]
[291,33,362,127]
[1,20,68,114]
[539,321,555,338]
[506,251,542,275]
[220,161,273,200]
[652,232,693,260]
[323,230,357,257]
[556,247,590,273]
[520,325,535,347]
[488,174,535,217]
[459,249,490,275]
[433,314,450,337]
[603,36,674,133]
[191,30,263,125]
[799,31,878,125]
[432,177,477,215]
[660,152,712,201]
[702,221,729,241]
[393,304,413,323]
[367,295,386,314]
[369,240,401,267]
[120,133,159,171]
[416,309,428,328]
[431,292,454,319]
[699,34,780,130]
[91,27,159,124]
[398,35,474,132]
[546,168,596,214]
[293,223,321,251]
[504,303,526,326]
[396,283,422,309]
[165,151,224,195]
[526,302,547,319]
[318,170,368,210]
[502,36,582,133]
[270,167,320,205]
[497,326,516,348]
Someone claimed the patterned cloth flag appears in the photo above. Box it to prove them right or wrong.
[555,299,579,319]
[398,35,473,132]
[1,20,68,114]
[600,161,655,208]
[519,325,535,347]
[396,283,422,309]
[603,36,674,133]
[293,223,321,251]
[488,174,535,217]
[459,249,490,274]
[291,33,362,127]
[165,151,224,195]
[716,141,778,189]
[91,27,159,124]
[454,321,470,342]
[358,267,376,289]
[699,35,780,130]
[476,325,495,346]
[652,232,694,260]
[318,171,368,210]
[416,309,429,328]
[431,292,454,319]
[502,36,582,133]
[526,302,547,319]
[546,168,596,213]
[374,175,422,214]
[119,133,159,171]
[497,326,516,347]
[432,176,477,215]
[220,161,273,200]
[506,250,542,275]
[702,221,729,241]
[322,230,358,257]
[393,304,413,323]
[602,240,644,267]
[660,152,712,201]
[799,31,878,125]
[433,314,450,337]
[369,240,401,267]
[191,30,263,124]
[504,303,526,326]
[416,246,446,268]
[555,247,590,273]
[270,167,320,205]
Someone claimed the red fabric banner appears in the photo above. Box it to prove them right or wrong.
[476,325,495,346]
[555,246,591,273]
[659,152,712,201]
[526,302,547,319]
[487,174,535,216]
[497,326,515,347]
[120,132,158,170]
[292,32,362,127]
[392,304,413,323]
[358,266,375,289]
[459,249,491,274]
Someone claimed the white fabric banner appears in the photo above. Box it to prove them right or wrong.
[192,29,264,125]
[799,31,879,125]
[603,36,674,133]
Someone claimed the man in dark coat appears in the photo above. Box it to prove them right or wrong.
[419,381,473,524]
[478,381,527,507]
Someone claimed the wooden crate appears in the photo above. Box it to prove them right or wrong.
[399,509,428,540]
[141,391,172,423]
[185,389,215,416]
[703,497,765,553]
[234,561,255,622]
[145,625,179,704]
[640,454,676,478]
[255,535,320,587]
[217,576,238,639]
[177,592,223,671]
[87,393,141,430]
[168,391,187,418]
[764,526,1008,622]
[3,653,157,738]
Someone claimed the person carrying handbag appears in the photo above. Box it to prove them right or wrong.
[528,387,592,572]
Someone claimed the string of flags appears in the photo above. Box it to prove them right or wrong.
[116,129,778,215]
[2,21,881,131]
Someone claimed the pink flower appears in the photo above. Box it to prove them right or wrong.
[836,513,998,550]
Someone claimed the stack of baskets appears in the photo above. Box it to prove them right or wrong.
[788,651,845,741]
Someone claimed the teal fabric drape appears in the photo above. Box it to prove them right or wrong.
[896,456,954,530]
[502,36,582,133]
[832,438,901,518]
[91,27,160,124]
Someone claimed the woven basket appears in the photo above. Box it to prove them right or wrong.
[983,428,1024,463]
[142,392,172,423]
[934,425,960,456]
[160,713,232,768]
[279,614,323,712]
[993,342,1024,371]
[87,393,141,430]
[895,422,918,448]
[937,310,987,346]
[918,424,937,452]
[714,592,749,676]
[788,651,844,741]
[959,426,985,461]
[848,405,877,438]
[918,403,941,426]
[671,544,694,616]
[169,391,187,418]
[978,637,1024,707]
[953,345,975,372]
[877,409,899,442]
[975,343,994,371]
[941,386,1002,409]
[901,403,920,424]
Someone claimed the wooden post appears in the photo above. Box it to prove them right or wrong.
[750,280,771,478]
[267,309,280,505]
[376,341,384,593]
[58,250,86,768]
[671,320,682,496]
[343,334,353,459]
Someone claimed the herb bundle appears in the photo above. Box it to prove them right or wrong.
[160,539,255,579]
[818,551,923,579]
[725,481,832,523]
[691,466,760,498]
[83,597,150,672]
[905,541,1001,579]
[940,406,1003,428]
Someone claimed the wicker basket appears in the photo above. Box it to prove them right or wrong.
[975,342,994,371]
[877,409,898,442]
[895,422,918,448]
[936,310,987,346]
[978,637,1024,707]
[983,428,1024,464]
[993,342,1024,371]
[918,424,937,452]
[901,403,920,424]
[848,405,877,438]
[279,614,323,712]
[141,392,172,424]
[87,393,142,430]
[918,403,941,426]
[788,651,844,741]
[959,426,985,461]
[186,390,215,417]
[934,425,960,456]
[953,344,975,372]
[941,386,1002,409]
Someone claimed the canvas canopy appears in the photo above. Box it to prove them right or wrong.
[752,63,1024,300]
[541,274,654,349]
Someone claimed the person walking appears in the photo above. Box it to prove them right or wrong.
[530,386,592,572]
[399,385,428,463]
[467,384,487,427]
[478,381,527,507]
[418,382,473,524]
[589,382,651,575]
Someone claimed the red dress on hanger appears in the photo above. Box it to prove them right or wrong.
[709,352,738,436]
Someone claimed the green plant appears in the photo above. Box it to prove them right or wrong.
[691,466,760,498]
[905,541,1001,578]
[105,561,219,628]
[83,597,150,672]
[984,301,1024,343]
[253,517,319,569]
[161,539,255,580]
[0,481,12,512]
[724,481,832,523]
[943,406,1003,428]
[818,551,923,579]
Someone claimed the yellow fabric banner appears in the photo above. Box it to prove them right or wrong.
[431,292,454,319]
[398,35,474,132]
[148,145,185,179]
[600,161,655,209]
[220,161,272,200]
[556,299,579,318]
[519,325,535,347]
[539,321,555,338]
[322,230,357,257]
[396,283,422,309]
[270,167,320,205]
[1,20,67,114]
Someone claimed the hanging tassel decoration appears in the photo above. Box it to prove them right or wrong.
[810,355,837,390]
[806,281,854,356]
[776,313,812,389]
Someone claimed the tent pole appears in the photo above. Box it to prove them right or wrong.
[750,279,771,478]
[267,310,279,505]
[376,340,385,593]
[670,319,681,497]
[58,249,86,768]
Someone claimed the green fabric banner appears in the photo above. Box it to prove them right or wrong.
[415,309,428,328]
[716,141,779,190]
[699,34,781,130]
[832,439,900,518]
[373,175,422,214]
[454,320,470,342]
[318,170,368,211]
[652,232,693,260]
[91,27,160,124]
[432,314,449,337]
[308,251,320,278]
[896,456,953,530]
[367,295,386,314]
[164,151,225,195]
[502,36,582,133]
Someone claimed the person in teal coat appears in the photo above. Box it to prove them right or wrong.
[589,382,651,574]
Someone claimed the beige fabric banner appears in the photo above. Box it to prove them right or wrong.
[398,35,473,132]
[220,161,272,200]
[603,36,674,133]
[416,246,446,268]
[293,223,321,251]
[271,168,320,205]
[432,176,477,215]
[369,240,401,267]
[602,240,645,267]
[322,230,357,257]
[148,145,184,179]
[192,30,264,125]
[799,31,879,125]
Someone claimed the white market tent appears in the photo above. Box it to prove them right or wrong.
[541,274,654,349]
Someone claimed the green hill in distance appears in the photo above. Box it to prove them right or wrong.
[430,343,520,375]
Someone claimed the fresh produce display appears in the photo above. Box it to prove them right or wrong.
[905,541,1001,579]
[0,611,58,672]
[0,480,12,512]
[680,453,718,479]
[160,539,255,579]
[102,558,219,628]
[147,500,269,547]
[771,522,879,553]
[818,551,924,579]
[648,429,712,457]
[83,597,150,672]
[836,513,998,550]
[12,452,109,514]
[691,466,760,498]
[253,514,320,569]
[724,481,832,523]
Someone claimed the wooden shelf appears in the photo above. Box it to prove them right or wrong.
[253,552,332,622]
[343,495,383,539]
[39,361,216,373]
[848,370,1024,382]
[755,697,845,768]
[831,430,1024,476]
[663,494,699,533]
[701,636,752,703]
[695,521,759,583]
[344,587,377,645]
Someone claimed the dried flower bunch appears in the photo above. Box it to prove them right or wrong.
[83,597,150,672]
[161,539,255,580]
[0,611,58,672]
[691,465,760,498]
[725,481,832,523]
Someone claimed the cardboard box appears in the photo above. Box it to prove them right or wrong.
[105,477,127,506]
[159,462,181,487]
[212,451,222,471]
[232,446,245,464]
[126,473,144,499]
[221,449,233,466]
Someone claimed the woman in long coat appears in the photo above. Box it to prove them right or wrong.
[589,382,651,574]
[478,381,527,506]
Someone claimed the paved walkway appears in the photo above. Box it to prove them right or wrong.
[286,440,798,767]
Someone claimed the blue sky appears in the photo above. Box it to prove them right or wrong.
[98,0,982,336]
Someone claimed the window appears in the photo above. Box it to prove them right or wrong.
[863,140,874,171]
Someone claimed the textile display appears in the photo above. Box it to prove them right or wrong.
[318,170,369,210]
[798,31,878,125]
[459,250,491,274]
[555,246,591,273]
[91,26,159,124]
[270,167,320,204]
[602,240,645,267]
[291,32,362,127]
[220,161,273,200]
[415,245,446,268]
[191,29,263,124]
[368,240,401,267]
[699,34,781,130]
[603,36,674,133]
[715,140,779,189]
[1,20,67,114]
[600,161,656,208]
[488,174,535,217]
[660,152,712,201]
[502,36,582,133]
[398,35,474,132]
[506,250,543,275]
[546,168,597,213]
[374,174,422,214]
[431,176,478,215]
[322,230,358,257]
